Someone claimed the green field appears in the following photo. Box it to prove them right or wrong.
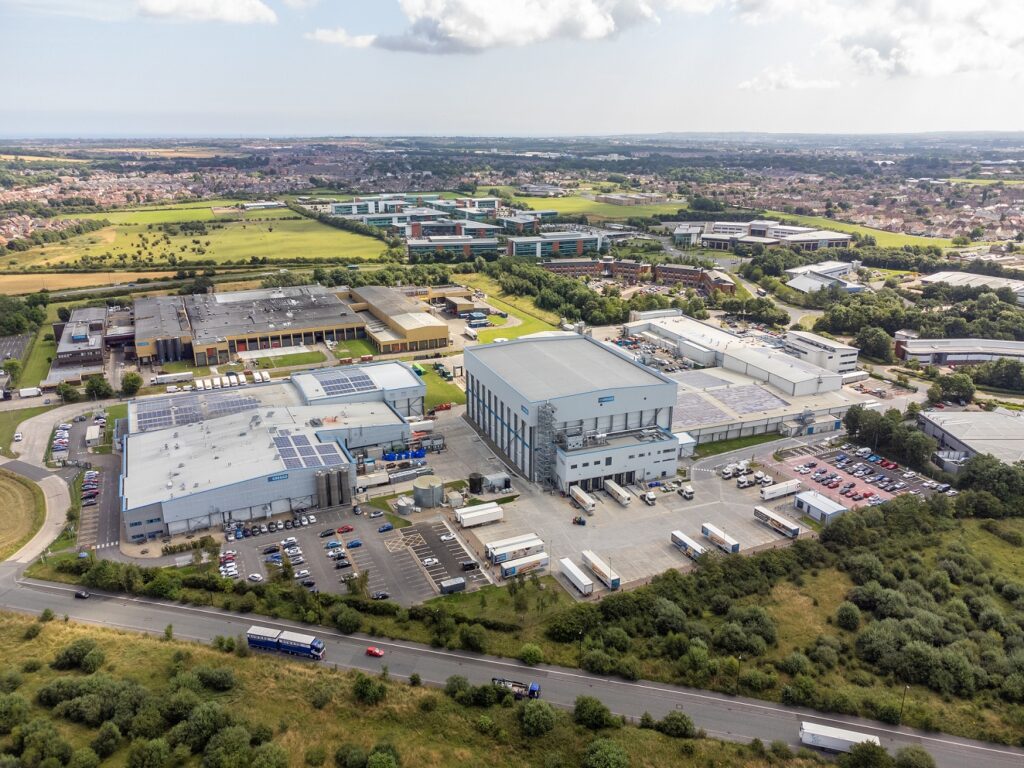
[253,351,326,369]
[948,177,1024,186]
[692,433,785,459]
[460,274,559,342]
[514,194,686,220]
[0,404,56,459]
[763,210,953,248]
[420,369,465,410]
[60,199,296,225]
[9,216,387,269]
[20,326,56,388]
[330,338,377,359]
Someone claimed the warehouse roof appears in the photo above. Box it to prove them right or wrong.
[466,335,669,402]
[134,296,190,341]
[921,410,1024,465]
[795,491,847,514]
[920,271,1024,293]
[902,337,1024,355]
[291,362,423,404]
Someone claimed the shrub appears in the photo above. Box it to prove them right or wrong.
[443,675,471,699]
[366,756,397,768]
[0,693,28,734]
[573,695,616,731]
[367,742,400,767]
[842,742,895,767]
[582,739,628,768]
[305,745,327,767]
[52,639,99,670]
[408,673,421,687]
[581,649,616,675]
[23,624,41,640]
[519,643,545,666]
[458,624,487,653]
[519,699,556,736]
[80,649,106,674]
[776,652,812,676]
[836,602,862,631]
[332,605,362,634]
[127,738,171,768]
[203,725,253,768]
[309,681,332,710]
[195,667,235,691]
[352,673,386,705]
[895,746,936,768]
[40,609,55,622]
[68,748,100,768]
[0,670,23,693]
[655,710,696,739]
[21,660,41,673]
[251,743,289,768]
[334,745,367,768]
[91,721,122,758]
[769,741,792,760]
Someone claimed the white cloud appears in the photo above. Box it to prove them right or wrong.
[739,63,839,91]
[137,0,277,24]
[306,27,377,47]
[281,0,317,7]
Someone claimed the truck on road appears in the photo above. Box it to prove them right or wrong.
[603,479,631,506]
[245,626,325,660]
[150,372,194,385]
[569,485,597,514]
[760,478,801,501]
[492,678,541,700]
[18,387,41,398]
[799,721,880,753]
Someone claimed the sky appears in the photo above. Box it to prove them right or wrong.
[1,0,1023,137]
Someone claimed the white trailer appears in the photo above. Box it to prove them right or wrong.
[18,387,41,398]
[219,376,230,389]
[485,533,540,560]
[671,530,706,560]
[559,558,594,595]
[603,479,631,506]
[260,370,271,382]
[457,506,504,528]
[799,722,880,753]
[489,537,544,564]
[151,372,194,385]
[701,522,740,554]
[581,549,620,590]
[195,379,206,391]
[569,485,597,514]
[408,420,435,433]
[455,501,499,522]
[211,377,221,389]
[760,478,801,501]
[358,471,390,489]
[500,552,549,579]
[227,374,239,387]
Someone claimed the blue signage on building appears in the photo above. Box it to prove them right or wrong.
[598,396,615,404]
[521,405,529,416]
[267,473,289,482]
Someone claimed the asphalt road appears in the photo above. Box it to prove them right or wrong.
[0,566,1020,768]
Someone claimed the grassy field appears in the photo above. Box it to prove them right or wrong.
[460,273,559,343]
[421,369,466,410]
[63,200,297,225]
[158,360,212,378]
[763,210,953,248]
[0,153,87,163]
[0,405,56,458]
[0,613,790,768]
[0,271,178,295]
[511,194,685,220]
[20,326,56,388]
[331,338,377,359]
[253,351,326,369]
[948,177,1024,186]
[692,433,784,459]
[8,217,386,269]
[0,469,45,560]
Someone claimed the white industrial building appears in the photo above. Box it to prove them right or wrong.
[465,336,679,492]
[920,271,1024,305]
[918,409,1024,471]
[120,362,425,541]
[897,337,1024,366]
[698,220,853,251]
[783,330,860,374]
[784,260,866,294]
[794,491,848,525]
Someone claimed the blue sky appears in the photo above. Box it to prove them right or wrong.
[1,0,1022,137]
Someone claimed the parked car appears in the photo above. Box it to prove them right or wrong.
[422,557,439,566]
[369,510,384,519]
[377,523,394,533]
[371,591,390,600]
[335,561,352,569]
[293,570,310,579]
[440,533,456,542]
[347,539,362,549]
[319,528,335,538]
[337,525,354,534]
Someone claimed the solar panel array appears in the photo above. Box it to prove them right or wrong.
[273,433,346,469]
[135,391,261,433]
[316,369,377,397]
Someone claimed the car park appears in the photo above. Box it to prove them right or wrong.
[324,540,341,549]
[294,569,310,579]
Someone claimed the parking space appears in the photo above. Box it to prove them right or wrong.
[0,333,31,362]
[401,520,488,591]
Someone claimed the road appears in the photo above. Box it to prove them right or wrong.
[0,568,1019,768]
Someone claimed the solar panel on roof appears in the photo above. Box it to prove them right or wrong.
[292,435,311,447]
[302,455,323,468]
[273,436,291,448]
[316,444,338,455]
[282,457,303,470]
[298,446,317,457]
[278,447,297,458]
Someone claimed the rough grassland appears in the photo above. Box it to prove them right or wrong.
[763,210,953,248]
[0,469,45,560]
[0,271,178,294]
[459,273,558,342]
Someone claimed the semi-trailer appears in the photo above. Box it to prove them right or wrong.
[491,678,541,700]
[759,478,801,501]
[701,522,740,554]
[17,387,41,398]
[500,552,549,579]
[603,479,632,506]
[489,537,545,564]
[457,506,504,528]
[671,530,706,560]
[245,626,325,660]
[150,372,194,385]
[581,549,620,590]
[559,557,594,595]
[753,505,801,538]
[798,722,880,753]
[569,485,597,514]
[484,533,539,559]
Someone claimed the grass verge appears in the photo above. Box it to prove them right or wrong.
[692,433,785,459]
[254,351,326,369]
[0,468,46,561]
[0,404,57,458]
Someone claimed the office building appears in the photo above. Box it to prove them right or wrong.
[507,231,603,258]
[698,220,853,251]
[406,236,501,260]
[783,331,859,374]
[897,337,1024,366]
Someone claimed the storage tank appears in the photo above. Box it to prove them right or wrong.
[413,476,444,508]
[468,473,484,494]
[395,496,416,516]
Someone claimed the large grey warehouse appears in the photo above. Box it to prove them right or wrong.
[120,362,426,541]
[464,335,679,493]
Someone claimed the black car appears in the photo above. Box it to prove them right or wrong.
[300,579,316,588]
[335,560,352,569]
[74,590,90,599]
[319,529,335,538]
[262,545,280,555]
[371,591,389,600]
[283,520,293,529]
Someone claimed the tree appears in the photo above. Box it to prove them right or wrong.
[202,725,252,768]
[573,695,617,730]
[458,623,487,653]
[839,742,895,768]
[85,377,114,400]
[894,746,937,768]
[655,710,696,738]
[127,738,171,768]
[251,743,289,768]
[2,359,21,385]
[582,739,629,768]
[352,673,386,705]
[68,748,100,768]
[932,372,975,404]
[855,326,894,363]
[0,693,28,734]
[519,699,556,736]
[836,602,862,631]
[91,721,122,758]
[56,382,81,403]
[519,643,544,666]
[120,372,142,397]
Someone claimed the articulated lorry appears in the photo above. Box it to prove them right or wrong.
[603,479,631,506]
[569,485,597,514]
[485,533,539,560]
[798,722,880,753]
[701,522,740,554]
[245,626,325,660]
[489,537,544,564]
[491,678,541,700]
[759,478,801,501]
[581,549,620,590]
[499,552,549,579]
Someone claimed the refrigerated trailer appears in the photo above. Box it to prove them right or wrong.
[489,537,545,564]
[457,506,504,528]
[603,479,632,506]
[701,522,740,554]
[581,549,620,590]
[671,530,707,560]
[798,722,880,753]
[760,479,801,501]
[485,533,540,559]
[500,552,549,579]
[559,558,594,595]
[569,485,597,514]
[753,505,801,538]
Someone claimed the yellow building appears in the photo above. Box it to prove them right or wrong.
[342,285,450,354]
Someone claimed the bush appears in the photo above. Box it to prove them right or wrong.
[203,725,253,768]
[408,673,421,687]
[332,605,362,634]
[352,673,386,705]
[582,739,629,768]
[443,675,471,699]
[23,624,41,640]
[40,609,55,622]
[519,699,556,736]
[195,667,235,691]
[519,643,545,666]
[52,639,99,670]
[91,721,122,758]
[655,710,696,739]
[0,693,28,734]
[367,742,400,767]
[80,649,106,674]
[334,745,367,768]
[21,659,41,673]
[840,742,895,767]
[0,670,23,693]
[458,624,487,653]
[573,695,617,731]
[128,738,171,768]
[252,743,289,768]
[836,601,862,631]
[305,745,327,767]
[895,746,936,768]
[68,748,100,768]
[366,755,397,768]
[309,681,332,710]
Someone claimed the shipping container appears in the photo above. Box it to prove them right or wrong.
[671,530,706,560]
[799,722,880,753]
[559,557,594,595]
[581,549,620,590]
[457,506,504,528]
[701,522,740,554]
[753,505,801,538]
[439,577,466,595]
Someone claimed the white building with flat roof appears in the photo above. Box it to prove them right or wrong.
[898,337,1024,366]
[794,491,848,525]
[465,335,678,491]
[784,330,860,374]
[918,409,1024,469]
[920,271,1024,305]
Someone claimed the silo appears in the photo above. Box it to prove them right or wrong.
[395,496,416,516]
[412,476,444,508]
[468,473,484,494]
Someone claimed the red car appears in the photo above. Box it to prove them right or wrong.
[337,525,355,534]
[365,646,385,658]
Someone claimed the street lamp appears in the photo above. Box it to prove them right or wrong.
[578,629,584,666]
[899,684,910,724]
